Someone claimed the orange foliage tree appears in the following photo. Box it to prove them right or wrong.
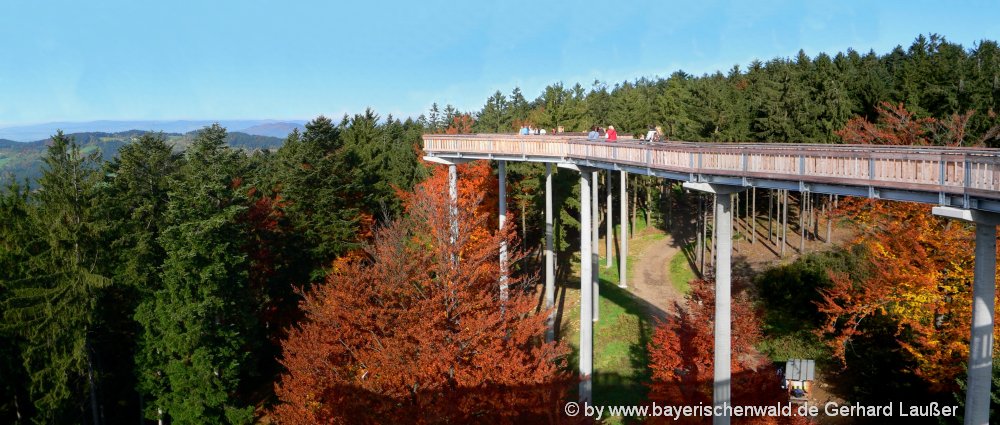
[647,279,810,424]
[817,102,1000,390]
[446,113,475,134]
[271,161,570,424]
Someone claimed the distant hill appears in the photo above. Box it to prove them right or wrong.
[0,130,285,186]
[237,122,305,138]
[0,119,306,142]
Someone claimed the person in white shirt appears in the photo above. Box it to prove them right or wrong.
[644,125,658,144]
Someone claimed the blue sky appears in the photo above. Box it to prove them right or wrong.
[1,0,998,127]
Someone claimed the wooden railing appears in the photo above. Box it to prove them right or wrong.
[422,134,1000,200]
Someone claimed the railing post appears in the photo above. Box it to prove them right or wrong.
[965,156,972,208]
[799,155,805,176]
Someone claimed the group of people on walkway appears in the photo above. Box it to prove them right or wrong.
[519,124,665,144]
[519,125,549,135]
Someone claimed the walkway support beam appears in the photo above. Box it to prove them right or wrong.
[559,163,599,403]
[607,172,613,268]
[683,182,745,425]
[933,206,1000,425]
[592,171,600,322]
[545,163,555,342]
[620,170,628,288]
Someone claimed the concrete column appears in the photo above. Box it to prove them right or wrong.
[579,171,594,402]
[499,161,508,301]
[606,172,613,268]
[545,164,555,342]
[592,171,600,322]
[619,170,628,288]
[933,206,1000,425]
[751,187,756,245]
[799,192,806,253]
[449,164,458,246]
[966,223,997,425]
[683,182,741,425]
[713,192,733,425]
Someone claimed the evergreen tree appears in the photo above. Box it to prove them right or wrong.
[1,131,109,422]
[475,90,510,133]
[134,124,257,424]
[270,116,361,280]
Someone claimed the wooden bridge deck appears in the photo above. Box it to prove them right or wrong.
[423,134,1000,213]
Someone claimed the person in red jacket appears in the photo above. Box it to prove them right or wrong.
[605,125,618,141]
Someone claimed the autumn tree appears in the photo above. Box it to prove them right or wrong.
[647,279,807,424]
[817,102,1000,390]
[272,161,569,424]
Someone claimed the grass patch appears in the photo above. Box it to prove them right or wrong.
[757,330,830,363]
[562,220,670,424]
[668,248,694,294]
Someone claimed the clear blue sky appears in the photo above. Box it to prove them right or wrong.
[1,0,998,127]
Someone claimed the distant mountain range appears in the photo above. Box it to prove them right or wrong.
[0,129,287,186]
[0,119,307,142]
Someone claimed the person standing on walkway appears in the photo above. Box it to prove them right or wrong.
[587,126,600,141]
[605,125,618,141]
[644,125,658,144]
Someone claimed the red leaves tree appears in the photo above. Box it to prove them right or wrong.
[647,280,808,424]
[271,161,570,424]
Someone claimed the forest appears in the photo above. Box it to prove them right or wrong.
[1,34,999,424]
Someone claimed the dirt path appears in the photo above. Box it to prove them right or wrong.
[620,228,686,321]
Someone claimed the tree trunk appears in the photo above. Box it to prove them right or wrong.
[87,344,101,425]
[768,189,774,243]
[826,194,833,244]
[521,202,527,246]
[710,194,716,271]
[631,178,638,238]
[698,193,705,275]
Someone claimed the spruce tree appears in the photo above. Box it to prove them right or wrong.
[134,124,256,424]
[1,131,109,422]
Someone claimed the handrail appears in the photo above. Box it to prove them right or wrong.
[422,133,1000,201]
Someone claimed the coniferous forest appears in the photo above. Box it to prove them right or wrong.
[1,34,999,424]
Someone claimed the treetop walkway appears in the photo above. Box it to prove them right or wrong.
[422,133,1000,425]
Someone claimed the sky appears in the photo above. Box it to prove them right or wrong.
[1,0,998,128]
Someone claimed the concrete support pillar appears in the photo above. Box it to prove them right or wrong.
[592,171,600,322]
[683,182,742,425]
[499,161,508,301]
[449,164,458,246]
[799,192,806,254]
[579,171,594,402]
[545,164,555,342]
[933,206,1000,425]
[713,192,733,425]
[606,172,613,268]
[751,187,756,245]
[619,170,628,288]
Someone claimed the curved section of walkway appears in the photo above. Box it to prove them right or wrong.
[423,134,1000,213]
